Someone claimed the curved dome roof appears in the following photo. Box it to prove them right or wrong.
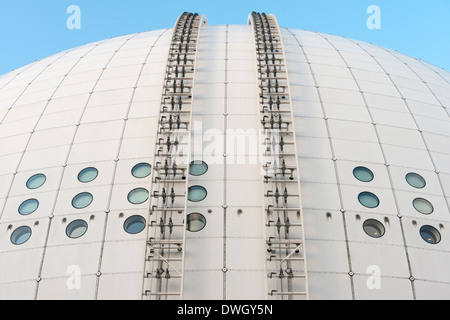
[0,15,449,300]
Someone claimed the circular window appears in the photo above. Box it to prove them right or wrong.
[66,220,88,239]
[406,173,426,189]
[11,226,32,245]
[363,219,385,238]
[353,167,374,182]
[189,161,208,176]
[26,174,46,189]
[78,167,98,183]
[72,192,93,209]
[420,225,441,244]
[413,198,434,215]
[124,215,146,234]
[358,192,380,209]
[187,213,207,232]
[188,186,207,202]
[128,188,149,205]
[18,199,39,215]
[132,163,152,178]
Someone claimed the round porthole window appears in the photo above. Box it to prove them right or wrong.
[358,192,380,209]
[128,188,149,205]
[18,199,39,215]
[72,192,93,209]
[132,163,152,178]
[406,173,426,189]
[353,167,374,182]
[189,161,208,176]
[187,213,207,232]
[11,226,32,245]
[66,220,88,239]
[78,167,98,183]
[188,186,207,202]
[124,215,146,234]
[363,219,385,238]
[413,198,434,215]
[26,174,46,189]
[420,225,441,244]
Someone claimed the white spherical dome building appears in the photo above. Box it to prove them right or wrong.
[0,12,449,300]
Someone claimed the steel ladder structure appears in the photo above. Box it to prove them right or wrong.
[249,12,309,300]
[143,12,206,300]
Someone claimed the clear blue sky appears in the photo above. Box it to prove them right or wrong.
[0,0,449,75]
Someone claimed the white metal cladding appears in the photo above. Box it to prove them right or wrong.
[0,21,449,300]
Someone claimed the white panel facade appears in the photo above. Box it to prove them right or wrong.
[282,27,450,300]
[0,19,448,300]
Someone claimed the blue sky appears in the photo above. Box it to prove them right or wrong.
[0,0,449,75]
